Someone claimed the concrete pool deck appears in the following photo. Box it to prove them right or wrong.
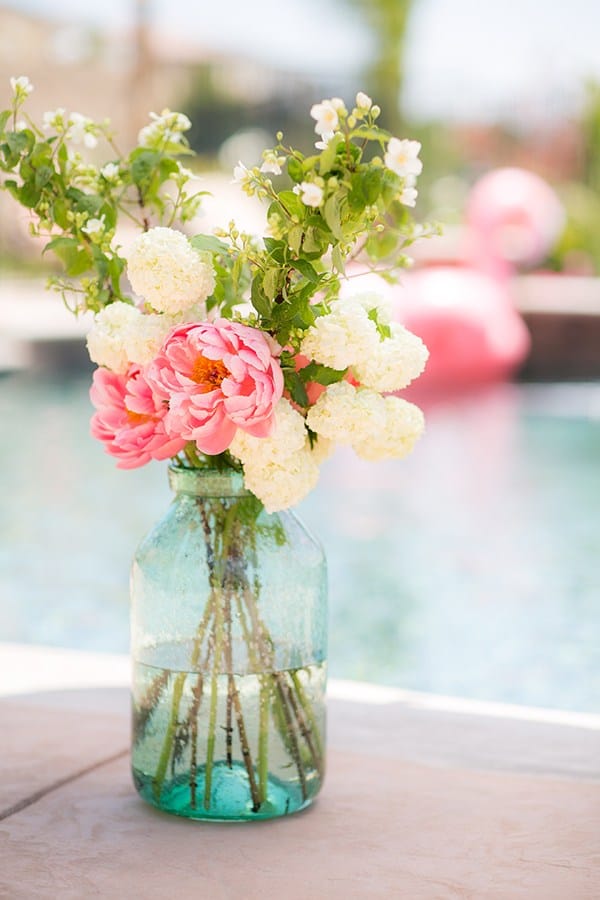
[1,643,599,898]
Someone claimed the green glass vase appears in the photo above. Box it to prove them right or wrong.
[130,466,327,821]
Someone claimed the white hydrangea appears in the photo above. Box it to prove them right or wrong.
[127,227,215,315]
[306,382,387,445]
[353,396,425,461]
[348,291,393,325]
[353,322,429,393]
[123,313,173,366]
[230,399,307,466]
[242,449,320,513]
[300,299,378,370]
[86,301,140,373]
[230,399,321,512]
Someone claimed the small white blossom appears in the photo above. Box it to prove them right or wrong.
[315,133,334,150]
[330,98,346,112]
[260,150,285,175]
[310,100,340,137]
[43,108,67,131]
[297,181,324,208]
[400,186,418,207]
[127,226,215,315]
[81,216,106,238]
[100,162,120,182]
[138,109,191,149]
[69,112,98,149]
[10,75,33,97]
[355,91,372,111]
[384,138,423,178]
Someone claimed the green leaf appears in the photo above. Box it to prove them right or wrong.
[0,110,10,136]
[44,236,93,276]
[368,307,391,339]
[319,134,343,175]
[190,234,229,255]
[34,165,53,190]
[18,181,41,208]
[263,237,286,262]
[366,231,397,260]
[323,194,342,239]
[284,370,309,408]
[287,224,303,255]
[299,361,347,385]
[290,258,319,283]
[352,125,391,142]
[362,168,383,204]
[250,275,271,317]
[130,149,160,187]
[331,244,345,273]
[263,267,280,300]
[303,225,327,255]
[276,190,305,220]
[287,157,304,183]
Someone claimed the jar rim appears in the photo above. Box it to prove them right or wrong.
[168,465,251,498]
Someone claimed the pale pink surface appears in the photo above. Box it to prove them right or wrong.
[148,319,284,455]
[90,366,186,469]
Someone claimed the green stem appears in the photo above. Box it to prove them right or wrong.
[258,677,271,802]
[152,672,185,801]
[203,589,225,810]
[291,670,324,761]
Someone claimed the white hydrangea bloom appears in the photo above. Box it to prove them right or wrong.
[310,435,335,465]
[348,291,393,325]
[306,382,387,445]
[242,448,320,513]
[127,227,215,314]
[230,399,307,466]
[353,396,425,461]
[86,301,140,373]
[300,299,378,370]
[230,399,320,512]
[384,138,423,178]
[353,322,429,393]
[123,313,173,367]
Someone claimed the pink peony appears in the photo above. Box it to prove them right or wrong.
[148,319,284,455]
[90,366,186,469]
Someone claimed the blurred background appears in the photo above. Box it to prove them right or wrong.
[0,0,598,712]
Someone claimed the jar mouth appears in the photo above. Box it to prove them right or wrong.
[168,465,251,498]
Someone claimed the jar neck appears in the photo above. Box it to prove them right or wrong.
[168,465,250,498]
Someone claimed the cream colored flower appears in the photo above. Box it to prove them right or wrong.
[353,396,425,461]
[353,322,429,393]
[300,298,378,370]
[127,227,215,315]
[10,75,33,97]
[306,382,387,445]
[86,301,140,373]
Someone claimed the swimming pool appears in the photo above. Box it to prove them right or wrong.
[1,372,598,713]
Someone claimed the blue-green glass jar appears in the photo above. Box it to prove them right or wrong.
[130,466,327,821]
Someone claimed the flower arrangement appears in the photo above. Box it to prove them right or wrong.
[1,77,435,510]
[1,77,437,820]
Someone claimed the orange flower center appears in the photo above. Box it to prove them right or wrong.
[125,408,155,426]
[190,354,229,390]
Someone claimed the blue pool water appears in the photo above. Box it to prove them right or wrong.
[1,372,598,712]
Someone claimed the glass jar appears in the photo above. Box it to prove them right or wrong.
[130,466,327,821]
